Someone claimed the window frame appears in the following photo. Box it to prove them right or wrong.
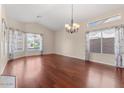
[26,33,42,51]
[89,28,115,54]
[88,15,121,27]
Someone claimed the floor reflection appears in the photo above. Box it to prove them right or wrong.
[2,55,124,88]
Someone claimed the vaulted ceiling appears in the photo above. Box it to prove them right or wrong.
[5,4,124,31]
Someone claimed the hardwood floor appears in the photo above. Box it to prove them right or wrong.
[2,54,124,88]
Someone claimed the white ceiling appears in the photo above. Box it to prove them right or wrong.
[5,4,124,31]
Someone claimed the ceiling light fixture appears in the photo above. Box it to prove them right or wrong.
[37,15,42,18]
[65,4,80,34]
[36,15,42,23]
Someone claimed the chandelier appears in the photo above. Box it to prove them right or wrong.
[65,4,80,34]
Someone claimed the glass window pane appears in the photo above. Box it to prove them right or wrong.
[104,15,121,23]
[89,31,101,39]
[14,31,24,52]
[89,31,102,53]
[102,38,115,54]
[102,28,115,54]
[26,33,42,51]
[102,28,115,38]
[88,15,121,27]
[90,39,101,53]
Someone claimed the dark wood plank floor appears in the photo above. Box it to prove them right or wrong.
[2,54,124,88]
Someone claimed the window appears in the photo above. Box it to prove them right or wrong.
[88,15,121,27]
[8,30,43,56]
[14,31,25,52]
[104,15,121,23]
[102,29,115,54]
[26,33,42,51]
[89,31,101,53]
[89,28,115,54]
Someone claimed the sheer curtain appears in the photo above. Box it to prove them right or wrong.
[8,28,14,59]
[115,26,124,68]
[8,28,25,59]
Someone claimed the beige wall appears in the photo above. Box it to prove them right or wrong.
[55,24,86,60]
[54,9,124,66]
[7,17,25,31]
